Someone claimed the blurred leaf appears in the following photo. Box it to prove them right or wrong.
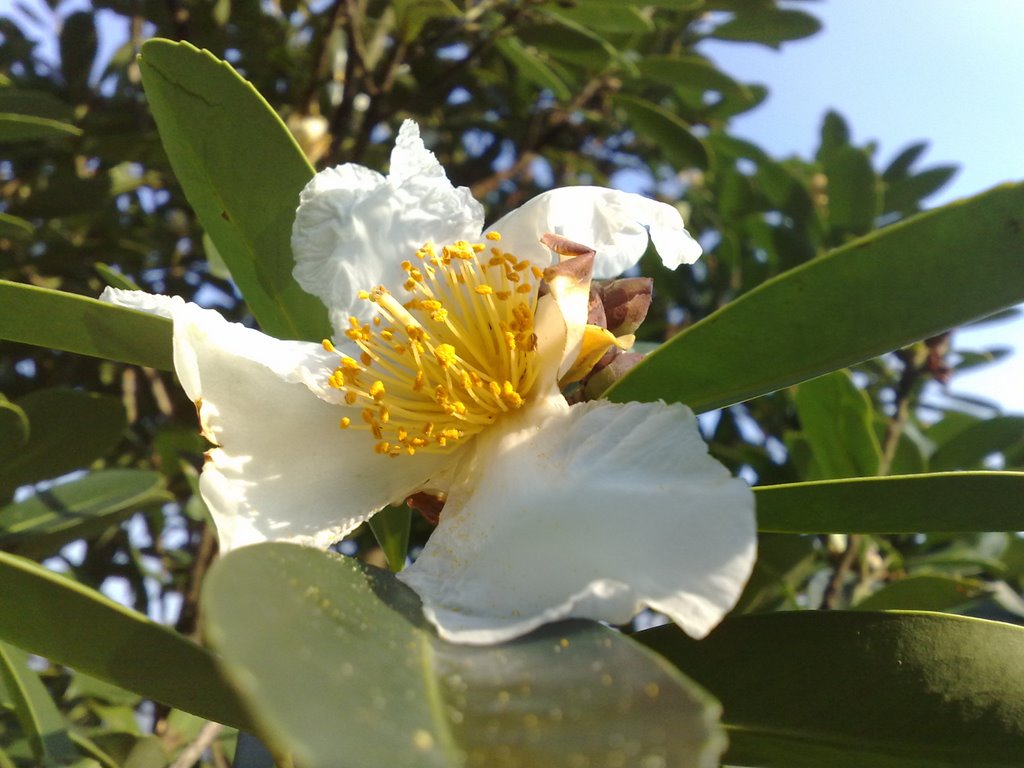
[0,641,79,765]
[0,388,126,502]
[754,471,1024,533]
[0,212,33,239]
[883,141,929,181]
[138,40,329,342]
[0,111,81,141]
[393,0,461,41]
[0,281,173,370]
[0,87,79,141]
[732,533,815,613]
[203,543,725,768]
[930,416,1024,471]
[709,9,822,49]
[366,503,411,573]
[885,165,958,213]
[825,145,880,235]
[853,575,987,612]
[639,611,1024,767]
[636,55,751,100]
[59,11,98,98]
[93,262,142,291]
[517,20,621,70]
[548,3,652,33]
[0,551,251,729]
[613,93,710,169]
[609,183,1024,412]
[793,370,881,479]
[494,39,571,102]
[816,109,851,163]
[0,469,170,559]
[0,396,28,455]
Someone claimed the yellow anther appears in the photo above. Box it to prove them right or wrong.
[357,290,371,300]
[414,371,425,391]
[496,290,511,300]
[339,417,351,429]
[341,358,361,371]
[504,332,517,351]
[345,391,358,405]
[322,339,335,352]
[370,381,386,401]
[486,231,501,241]
[475,285,494,296]
[516,283,534,294]
[360,352,372,366]
[362,409,376,424]
[434,344,457,368]
[375,441,390,455]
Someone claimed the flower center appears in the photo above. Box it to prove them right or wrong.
[323,232,544,457]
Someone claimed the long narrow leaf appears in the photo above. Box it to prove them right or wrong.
[754,471,1024,533]
[138,40,329,342]
[609,183,1024,411]
[0,552,250,729]
[0,280,172,371]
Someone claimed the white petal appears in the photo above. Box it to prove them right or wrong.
[105,289,453,552]
[399,399,755,644]
[291,121,484,334]
[490,186,702,278]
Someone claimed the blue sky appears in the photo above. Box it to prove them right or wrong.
[698,0,1024,412]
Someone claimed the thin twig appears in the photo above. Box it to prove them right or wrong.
[169,722,224,768]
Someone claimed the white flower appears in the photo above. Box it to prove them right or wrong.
[103,121,755,645]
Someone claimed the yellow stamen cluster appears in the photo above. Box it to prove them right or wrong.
[324,231,542,457]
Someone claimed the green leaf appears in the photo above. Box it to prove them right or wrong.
[494,39,571,102]
[547,3,652,34]
[853,575,987,612]
[0,281,173,371]
[754,471,1024,533]
[640,611,1024,767]
[366,503,411,573]
[0,470,170,559]
[793,370,881,479]
[203,543,725,768]
[138,40,329,342]
[635,54,751,100]
[0,389,127,502]
[612,93,710,170]
[709,9,822,49]
[929,416,1024,471]
[0,212,33,240]
[882,141,929,181]
[0,396,28,456]
[0,551,250,729]
[0,641,79,765]
[0,112,82,141]
[0,87,80,141]
[825,145,880,235]
[885,165,959,213]
[93,262,142,291]
[609,184,1024,411]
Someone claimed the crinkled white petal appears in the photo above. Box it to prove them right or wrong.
[399,399,756,644]
[103,289,453,552]
[291,121,484,334]
[488,186,703,278]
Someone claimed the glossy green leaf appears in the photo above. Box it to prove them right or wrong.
[639,611,1024,767]
[0,389,127,502]
[0,552,250,729]
[494,39,571,102]
[709,9,822,49]
[613,93,710,170]
[0,641,78,765]
[0,470,170,559]
[203,543,725,768]
[138,40,329,342]
[609,184,1024,411]
[793,370,881,479]
[930,416,1024,471]
[754,471,1024,533]
[853,575,987,612]
[0,280,173,371]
